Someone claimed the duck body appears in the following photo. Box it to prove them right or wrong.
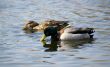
[60,27,94,40]
[41,26,95,41]
[60,33,90,40]
[33,20,69,32]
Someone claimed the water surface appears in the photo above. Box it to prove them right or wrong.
[0,0,110,67]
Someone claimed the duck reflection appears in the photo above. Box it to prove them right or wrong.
[41,40,60,52]
[59,39,95,51]
[41,39,95,52]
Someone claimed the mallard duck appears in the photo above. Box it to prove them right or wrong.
[33,20,69,32]
[23,20,69,33]
[40,26,95,41]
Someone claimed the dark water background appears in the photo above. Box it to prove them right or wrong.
[0,0,110,67]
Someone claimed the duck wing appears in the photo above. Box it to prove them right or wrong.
[64,27,95,34]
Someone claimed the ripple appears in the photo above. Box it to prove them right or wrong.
[93,60,110,63]
[75,57,89,59]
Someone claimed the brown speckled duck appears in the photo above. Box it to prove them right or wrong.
[23,20,69,33]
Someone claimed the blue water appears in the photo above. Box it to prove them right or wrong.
[0,0,110,67]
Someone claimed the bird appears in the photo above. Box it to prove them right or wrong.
[23,20,69,33]
[40,26,95,41]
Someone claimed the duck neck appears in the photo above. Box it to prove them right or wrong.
[51,33,60,41]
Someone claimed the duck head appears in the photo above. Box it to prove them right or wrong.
[40,26,59,41]
[23,20,39,33]
[44,26,58,36]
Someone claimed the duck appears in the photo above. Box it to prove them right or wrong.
[23,20,69,33]
[40,26,95,41]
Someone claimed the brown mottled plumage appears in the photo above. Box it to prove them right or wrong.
[33,20,69,32]
[23,20,69,33]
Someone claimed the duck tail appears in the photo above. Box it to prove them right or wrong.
[87,28,95,34]
[87,28,95,38]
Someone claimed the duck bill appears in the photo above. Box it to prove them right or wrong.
[40,34,47,41]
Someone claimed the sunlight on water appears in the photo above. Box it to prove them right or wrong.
[0,0,110,67]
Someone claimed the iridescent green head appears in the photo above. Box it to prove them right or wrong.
[44,26,58,36]
[40,26,58,41]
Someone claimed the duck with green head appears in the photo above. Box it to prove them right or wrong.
[40,26,95,41]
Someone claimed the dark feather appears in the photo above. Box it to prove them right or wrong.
[69,28,95,34]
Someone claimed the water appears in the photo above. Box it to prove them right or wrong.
[0,0,110,67]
